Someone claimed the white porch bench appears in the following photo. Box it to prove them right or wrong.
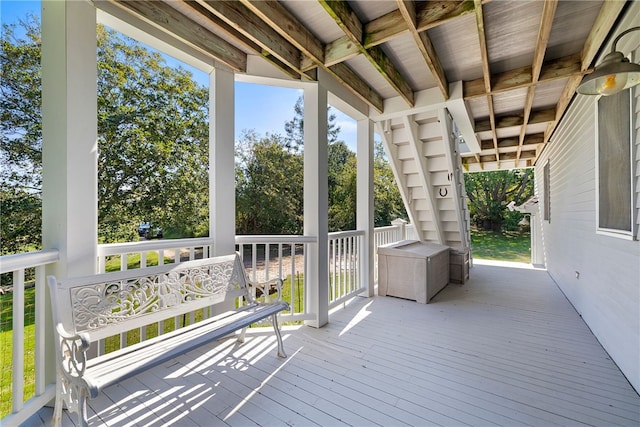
[47,252,289,427]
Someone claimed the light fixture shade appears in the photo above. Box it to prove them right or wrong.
[577,51,640,96]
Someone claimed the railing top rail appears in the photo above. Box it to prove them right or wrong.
[235,235,317,244]
[0,249,60,274]
[328,230,366,239]
[373,225,398,232]
[97,237,215,256]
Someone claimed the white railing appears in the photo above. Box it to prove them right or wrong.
[235,235,317,322]
[1,222,412,424]
[97,237,215,273]
[328,230,366,309]
[0,250,59,426]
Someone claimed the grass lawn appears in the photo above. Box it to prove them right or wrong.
[471,229,531,263]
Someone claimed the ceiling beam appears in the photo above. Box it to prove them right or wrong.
[176,1,299,78]
[463,53,583,99]
[196,1,301,73]
[516,0,557,166]
[481,133,544,150]
[397,0,448,100]
[475,107,556,132]
[114,0,247,72]
[320,0,415,106]
[473,0,496,167]
[364,1,475,48]
[239,0,384,112]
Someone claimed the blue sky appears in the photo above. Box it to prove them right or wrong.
[1,0,358,150]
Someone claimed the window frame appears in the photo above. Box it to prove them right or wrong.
[594,88,637,240]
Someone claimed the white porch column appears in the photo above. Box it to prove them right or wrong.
[304,83,329,328]
[210,68,236,256]
[42,0,98,277]
[41,0,97,386]
[357,119,375,297]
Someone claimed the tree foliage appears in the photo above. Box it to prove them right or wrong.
[464,169,534,231]
[1,15,43,254]
[96,26,209,241]
[284,96,341,151]
[1,17,211,254]
[235,131,304,234]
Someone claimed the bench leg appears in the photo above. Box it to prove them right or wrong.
[271,313,287,358]
[237,326,247,343]
[51,380,64,427]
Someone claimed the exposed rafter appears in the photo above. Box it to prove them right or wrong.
[240,0,384,112]
[113,0,247,72]
[473,0,496,168]
[537,0,627,163]
[319,0,415,107]
[463,54,583,99]
[396,0,449,100]
[515,0,557,166]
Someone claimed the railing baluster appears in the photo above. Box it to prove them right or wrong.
[35,265,46,395]
[12,269,25,413]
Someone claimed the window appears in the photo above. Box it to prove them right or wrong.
[596,88,634,238]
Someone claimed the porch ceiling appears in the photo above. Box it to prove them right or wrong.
[95,0,628,171]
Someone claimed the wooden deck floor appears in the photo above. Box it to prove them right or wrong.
[28,262,640,426]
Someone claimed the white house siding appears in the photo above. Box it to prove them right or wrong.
[534,5,640,393]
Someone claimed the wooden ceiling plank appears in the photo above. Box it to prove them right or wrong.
[321,0,415,106]
[397,0,448,100]
[115,0,246,72]
[197,0,300,71]
[516,0,557,166]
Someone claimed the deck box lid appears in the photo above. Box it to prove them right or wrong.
[377,240,449,258]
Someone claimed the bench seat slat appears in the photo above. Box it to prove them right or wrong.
[84,301,288,396]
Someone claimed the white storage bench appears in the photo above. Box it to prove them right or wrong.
[47,252,289,427]
[378,240,450,303]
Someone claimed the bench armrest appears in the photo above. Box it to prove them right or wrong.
[246,278,285,305]
[55,323,91,378]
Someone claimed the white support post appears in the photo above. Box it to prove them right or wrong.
[41,0,98,385]
[304,81,329,328]
[210,68,236,256]
[357,119,375,297]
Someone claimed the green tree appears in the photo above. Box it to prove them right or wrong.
[235,132,304,234]
[373,141,406,226]
[328,141,357,231]
[1,17,211,253]
[464,169,534,232]
[284,96,341,151]
[1,15,43,254]
[97,27,209,241]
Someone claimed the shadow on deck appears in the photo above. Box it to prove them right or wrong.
[28,262,640,426]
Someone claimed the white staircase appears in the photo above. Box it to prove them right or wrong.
[377,108,471,251]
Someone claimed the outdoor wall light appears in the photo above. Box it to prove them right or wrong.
[577,26,640,96]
